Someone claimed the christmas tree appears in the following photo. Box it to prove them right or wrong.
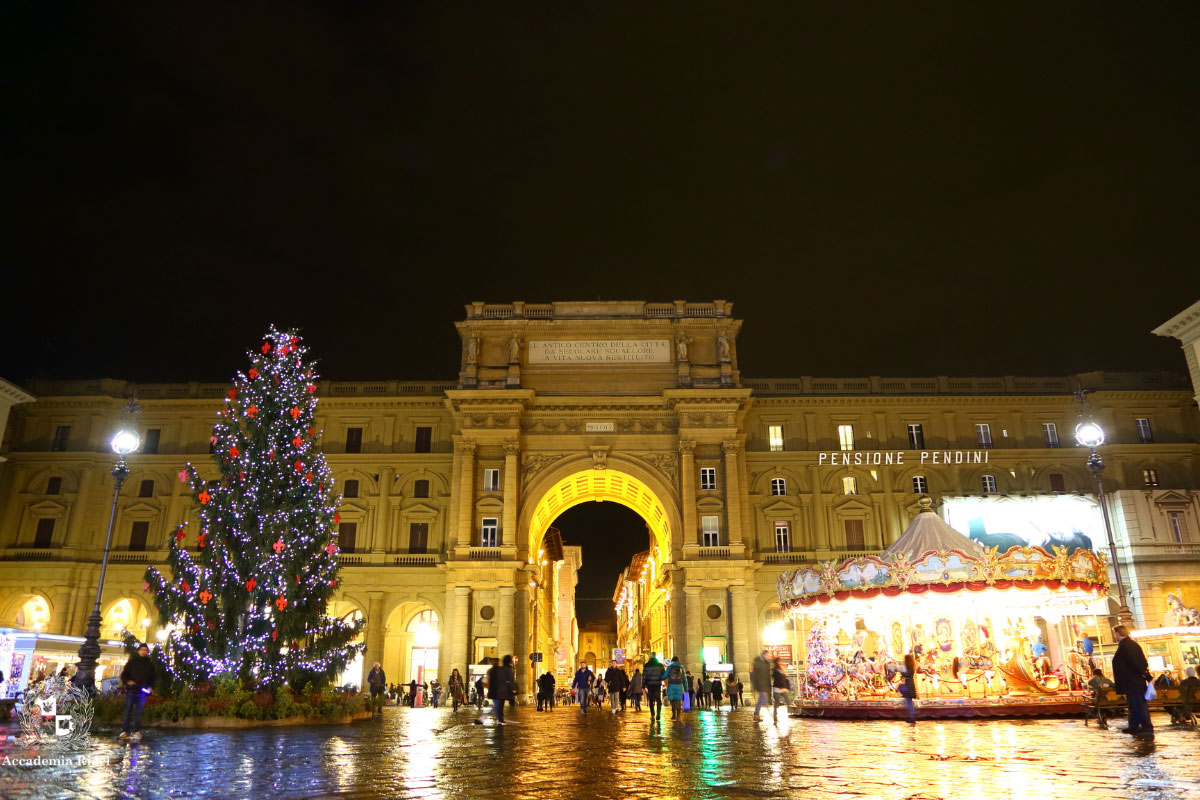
[144,326,362,689]
[805,620,840,699]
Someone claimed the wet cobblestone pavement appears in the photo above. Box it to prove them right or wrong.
[3,705,1199,800]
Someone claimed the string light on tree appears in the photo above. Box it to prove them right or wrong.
[144,325,363,688]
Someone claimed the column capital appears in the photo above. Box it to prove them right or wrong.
[454,585,473,598]
[722,438,741,454]
[498,585,517,597]
[457,440,477,456]
[504,440,521,456]
[684,585,702,596]
[678,438,696,455]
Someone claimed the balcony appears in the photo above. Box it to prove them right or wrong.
[697,547,731,560]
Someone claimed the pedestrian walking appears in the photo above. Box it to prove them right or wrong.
[751,650,772,720]
[572,661,595,715]
[697,675,709,708]
[618,665,629,711]
[736,676,744,707]
[726,675,738,709]
[117,643,155,741]
[899,654,917,725]
[367,662,386,711]
[771,658,791,720]
[629,668,643,711]
[643,654,665,720]
[476,657,514,725]
[1112,625,1154,735]
[431,680,442,707]
[666,656,686,721]
[474,673,485,709]
[449,669,466,712]
[710,675,723,711]
[605,660,622,712]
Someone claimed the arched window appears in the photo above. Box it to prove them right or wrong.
[407,609,440,682]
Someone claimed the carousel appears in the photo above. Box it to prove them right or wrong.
[778,498,1112,718]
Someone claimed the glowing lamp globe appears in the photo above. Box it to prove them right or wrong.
[111,428,141,456]
[1075,421,1105,448]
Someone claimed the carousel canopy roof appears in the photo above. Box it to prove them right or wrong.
[884,507,982,561]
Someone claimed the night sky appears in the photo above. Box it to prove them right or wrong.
[4,3,1198,384]
[553,502,651,626]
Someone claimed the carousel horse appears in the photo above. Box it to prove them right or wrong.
[995,649,1059,694]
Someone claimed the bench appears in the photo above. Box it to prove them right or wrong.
[1085,687,1197,729]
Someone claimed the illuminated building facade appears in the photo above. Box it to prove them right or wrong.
[1,300,1198,694]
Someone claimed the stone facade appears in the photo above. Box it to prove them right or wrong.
[1,300,1199,695]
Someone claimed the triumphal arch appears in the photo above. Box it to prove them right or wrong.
[444,300,756,691]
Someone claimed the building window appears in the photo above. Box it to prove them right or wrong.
[907,424,925,450]
[51,425,71,452]
[142,428,161,455]
[1048,473,1066,492]
[1167,511,1188,543]
[138,479,155,498]
[912,475,927,494]
[34,518,55,548]
[774,521,791,553]
[1042,423,1060,448]
[46,477,63,495]
[701,516,721,547]
[1135,418,1153,444]
[842,476,858,495]
[844,519,865,549]
[480,518,499,548]
[768,425,784,452]
[1143,469,1159,487]
[699,467,717,491]
[982,474,998,493]
[483,468,500,492]
[338,521,358,553]
[838,425,855,451]
[345,427,363,454]
[413,479,430,498]
[770,477,787,496]
[414,426,433,453]
[409,522,429,554]
[129,521,149,552]
[343,479,359,499]
[976,424,993,448]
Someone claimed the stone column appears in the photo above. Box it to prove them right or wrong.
[451,586,472,674]
[0,466,27,544]
[723,439,744,551]
[502,441,519,548]
[684,585,703,677]
[50,589,75,635]
[741,585,761,660]
[515,583,531,697]
[457,441,476,547]
[679,439,697,546]
[730,586,751,674]
[362,593,386,688]
[375,466,393,553]
[669,569,687,662]
[880,467,897,548]
[497,585,516,662]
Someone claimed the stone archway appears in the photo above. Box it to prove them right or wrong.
[514,458,683,692]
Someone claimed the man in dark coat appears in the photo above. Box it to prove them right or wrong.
[118,643,156,741]
[484,656,515,724]
[1111,625,1153,735]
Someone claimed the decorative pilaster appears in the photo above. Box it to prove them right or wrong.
[502,441,519,548]
[723,439,744,550]
[679,439,696,545]
[457,440,476,547]
[809,465,829,551]
[443,585,471,679]
[375,466,392,553]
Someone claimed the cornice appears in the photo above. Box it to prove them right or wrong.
[1152,300,1200,340]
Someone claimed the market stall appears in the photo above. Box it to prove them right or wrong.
[777,499,1111,719]
[0,629,129,699]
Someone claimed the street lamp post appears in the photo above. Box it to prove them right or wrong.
[75,399,140,695]
[1073,401,1134,628]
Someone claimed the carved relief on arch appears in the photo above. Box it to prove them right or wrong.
[640,452,679,486]
[522,453,566,486]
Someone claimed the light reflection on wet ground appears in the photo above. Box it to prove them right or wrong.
[2,706,1198,799]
